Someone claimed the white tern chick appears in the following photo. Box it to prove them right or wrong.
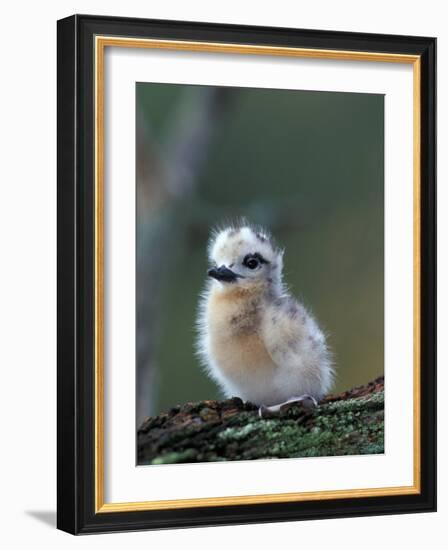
[196,223,334,414]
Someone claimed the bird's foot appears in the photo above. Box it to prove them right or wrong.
[258,394,318,418]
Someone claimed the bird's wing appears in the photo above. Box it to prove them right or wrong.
[261,297,325,370]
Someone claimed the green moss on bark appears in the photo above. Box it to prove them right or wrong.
[138,377,384,465]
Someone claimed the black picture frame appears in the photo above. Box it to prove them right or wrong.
[57,14,436,534]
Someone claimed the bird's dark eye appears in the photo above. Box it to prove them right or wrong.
[243,255,260,270]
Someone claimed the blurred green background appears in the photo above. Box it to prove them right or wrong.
[136,83,384,421]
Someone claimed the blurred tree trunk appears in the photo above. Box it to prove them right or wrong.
[136,87,233,424]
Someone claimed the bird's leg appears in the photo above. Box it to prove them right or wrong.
[258,395,318,418]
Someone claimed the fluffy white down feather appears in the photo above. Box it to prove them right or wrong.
[196,223,334,406]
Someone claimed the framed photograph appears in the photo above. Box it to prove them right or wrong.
[57,14,436,534]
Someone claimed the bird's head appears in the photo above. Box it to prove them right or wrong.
[207,223,284,295]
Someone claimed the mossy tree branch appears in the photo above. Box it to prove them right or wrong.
[138,377,384,465]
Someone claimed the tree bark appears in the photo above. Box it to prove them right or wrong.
[138,377,384,465]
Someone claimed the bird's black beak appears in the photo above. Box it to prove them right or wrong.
[207,265,241,283]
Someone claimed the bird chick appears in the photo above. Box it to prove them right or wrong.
[196,223,334,413]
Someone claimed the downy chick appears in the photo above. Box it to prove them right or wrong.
[196,223,334,413]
